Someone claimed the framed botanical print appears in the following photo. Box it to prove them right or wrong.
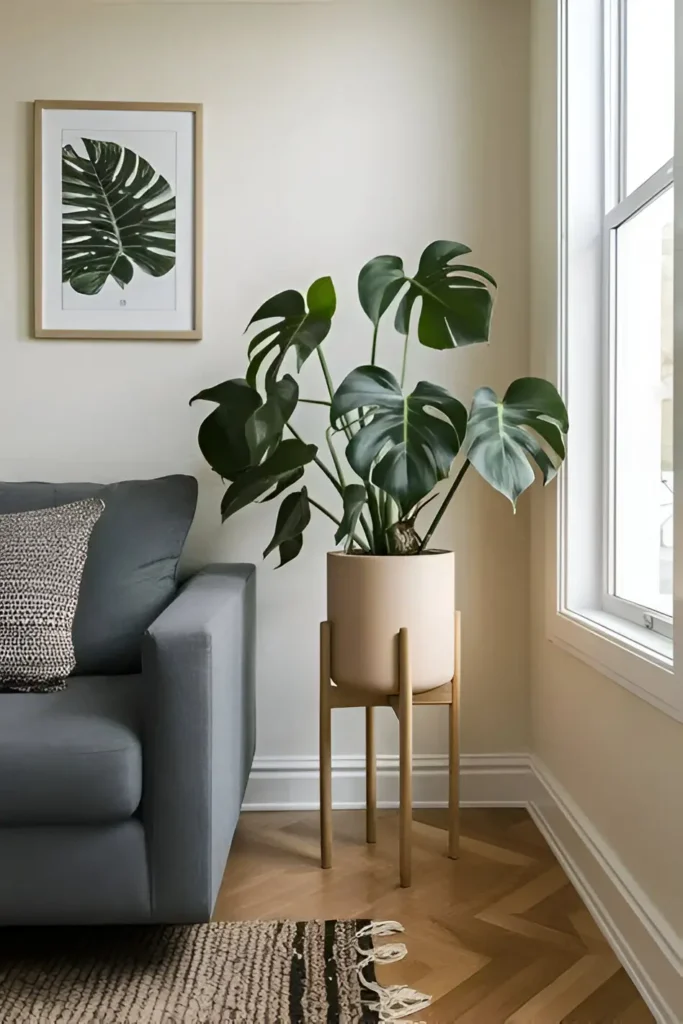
[34,101,203,340]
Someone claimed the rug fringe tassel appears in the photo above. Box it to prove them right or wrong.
[354,921,432,1023]
[356,920,405,939]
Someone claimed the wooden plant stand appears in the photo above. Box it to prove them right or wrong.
[319,613,461,888]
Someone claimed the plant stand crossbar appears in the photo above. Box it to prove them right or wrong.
[319,614,461,887]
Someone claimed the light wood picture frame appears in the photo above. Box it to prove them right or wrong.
[34,101,203,340]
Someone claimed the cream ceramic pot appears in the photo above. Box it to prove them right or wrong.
[326,550,455,694]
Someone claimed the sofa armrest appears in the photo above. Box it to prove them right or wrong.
[141,563,256,922]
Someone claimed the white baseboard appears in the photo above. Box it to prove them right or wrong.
[243,751,683,1021]
[243,752,532,811]
[528,757,683,1023]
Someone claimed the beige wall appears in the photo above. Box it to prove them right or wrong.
[530,0,683,937]
[0,0,531,760]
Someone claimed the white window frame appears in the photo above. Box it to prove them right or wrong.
[548,0,680,721]
[601,0,674,640]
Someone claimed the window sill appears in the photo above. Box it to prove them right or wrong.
[549,607,680,722]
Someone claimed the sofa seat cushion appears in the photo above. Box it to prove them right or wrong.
[0,676,142,825]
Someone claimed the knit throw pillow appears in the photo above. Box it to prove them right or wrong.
[0,498,104,693]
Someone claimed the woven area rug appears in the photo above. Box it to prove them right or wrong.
[0,919,430,1023]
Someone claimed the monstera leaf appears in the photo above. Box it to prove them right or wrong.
[220,439,317,520]
[62,137,176,295]
[334,484,367,549]
[191,379,263,481]
[263,487,311,567]
[358,240,496,350]
[245,375,299,464]
[192,375,300,478]
[331,366,468,515]
[246,277,336,387]
[465,378,568,508]
[357,255,406,326]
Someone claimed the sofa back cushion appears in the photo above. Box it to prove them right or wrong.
[0,477,198,674]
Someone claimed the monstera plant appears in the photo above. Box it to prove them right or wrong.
[192,241,568,566]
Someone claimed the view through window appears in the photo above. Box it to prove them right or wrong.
[606,0,674,630]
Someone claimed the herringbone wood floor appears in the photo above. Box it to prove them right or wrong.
[215,808,653,1023]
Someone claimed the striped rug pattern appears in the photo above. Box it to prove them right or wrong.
[0,920,379,1023]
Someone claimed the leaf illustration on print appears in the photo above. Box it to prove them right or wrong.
[62,137,176,295]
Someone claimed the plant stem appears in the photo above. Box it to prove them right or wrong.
[370,322,379,366]
[385,493,398,529]
[382,490,398,542]
[317,349,336,401]
[313,456,344,495]
[289,416,373,545]
[325,427,346,488]
[286,423,343,495]
[365,483,386,554]
[330,418,362,434]
[308,496,342,526]
[418,460,471,553]
[400,327,410,389]
[317,349,354,442]
[300,398,331,407]
[308,496,369,552]
[360,512,375,549]
[286,424,368,550]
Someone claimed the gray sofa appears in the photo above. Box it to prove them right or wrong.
[0,478,256,924]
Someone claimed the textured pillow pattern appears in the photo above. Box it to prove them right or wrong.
[0,499,104,693]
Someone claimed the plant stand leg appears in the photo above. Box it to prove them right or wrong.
[399,627,412,888]
[365,707,377,844]
[320,621,332,869]
[448,612,461,859]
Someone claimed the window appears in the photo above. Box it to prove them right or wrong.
[604,0,674,637]
[553,0,679,718]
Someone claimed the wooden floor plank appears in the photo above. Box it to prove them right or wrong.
[506,954,621,1022]
[215,808,653,1022]
[613,999,661,1024]
[561,968,657,1024]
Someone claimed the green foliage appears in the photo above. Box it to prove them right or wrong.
[62,138,175,295]
[359,241,496,348]
[246,278,336,388]
[191,240,568,565]
[191,379,262,481]
[263,488,311,567]
[219,439,317,520]
[246,375,299,464]
[465,378,568,508]
[335,485,367,550]
[331,367,467,516]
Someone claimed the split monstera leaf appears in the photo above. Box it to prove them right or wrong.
[62,138,176,295]
[330,367,468,517]
[191,241,568,565]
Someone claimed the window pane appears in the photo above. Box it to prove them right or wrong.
[625,0,674,193]
[613,186,673,616]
